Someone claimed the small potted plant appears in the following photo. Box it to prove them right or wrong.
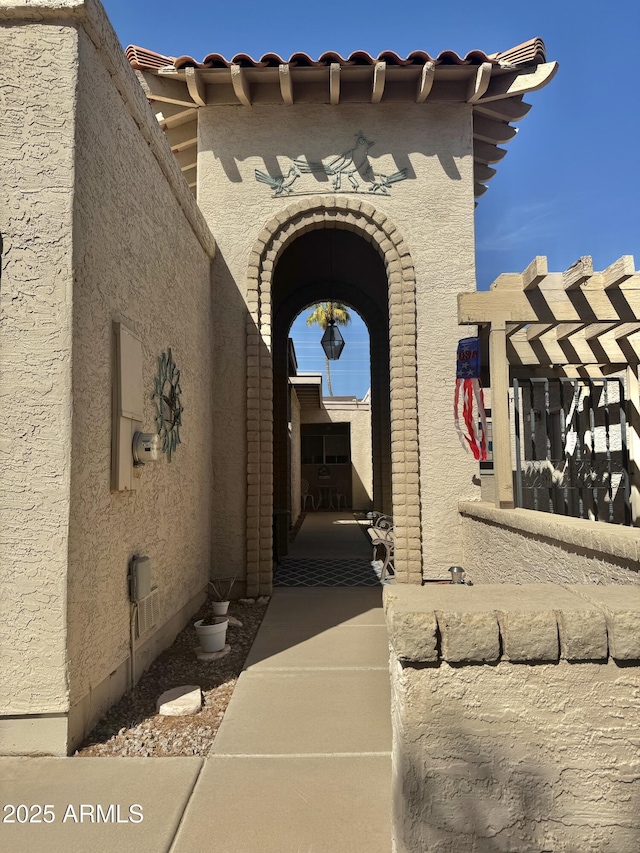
[193,576,236,653]
[208,576,236,616]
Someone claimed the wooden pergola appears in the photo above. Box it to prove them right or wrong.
[458,255,640,523]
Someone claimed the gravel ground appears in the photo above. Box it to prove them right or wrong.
[75,597,268,758]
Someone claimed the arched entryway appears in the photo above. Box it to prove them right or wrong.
[245,197,422,596]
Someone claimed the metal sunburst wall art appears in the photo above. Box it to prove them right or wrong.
[153,348,183,462]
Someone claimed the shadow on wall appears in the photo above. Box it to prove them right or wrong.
[210,250,253,581]
[397,712,640,852]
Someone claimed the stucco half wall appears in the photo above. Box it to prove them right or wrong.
[386,583,640,852]
[460,501,640,585]
[0,0,216,754]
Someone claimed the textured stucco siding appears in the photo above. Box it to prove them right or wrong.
[301,405,373,509]
[66,27,213,705]
[392,659,640,852]
[387,584,640,852]
[0,22,78,714]
[197,103,479,579]
[460,506,639,585]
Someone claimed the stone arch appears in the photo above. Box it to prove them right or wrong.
[245,195,422,596]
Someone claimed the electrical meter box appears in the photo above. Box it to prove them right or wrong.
[130,555,152,602]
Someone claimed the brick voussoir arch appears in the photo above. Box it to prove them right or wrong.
[245,195,422,597]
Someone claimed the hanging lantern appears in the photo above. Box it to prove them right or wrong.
[321,321,345,360]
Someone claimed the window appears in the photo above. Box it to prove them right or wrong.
[301,424,350,464]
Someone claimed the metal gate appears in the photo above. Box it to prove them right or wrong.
[512,377,631,525]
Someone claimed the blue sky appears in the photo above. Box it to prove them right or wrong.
[103,0,640,398]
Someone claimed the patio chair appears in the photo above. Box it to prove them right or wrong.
[333,487,347,509]
[301,478,316,511]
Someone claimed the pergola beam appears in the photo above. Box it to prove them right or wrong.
[522,255,548,290]
[601,255,635,289]
[563,256,593,290]
[582,322,620,340]
[555,322,586,340]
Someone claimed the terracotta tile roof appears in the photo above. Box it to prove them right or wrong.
[126,38,546,73]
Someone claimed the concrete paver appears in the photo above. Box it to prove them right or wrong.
[262,586,385,628]
[287,512,372,559]
[171,754,391,853]
[0,757,203,853]
[211,669,392,755]
[244,623,390,670]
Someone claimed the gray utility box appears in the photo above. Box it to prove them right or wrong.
[130,555,152,602]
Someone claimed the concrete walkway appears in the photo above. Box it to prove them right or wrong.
[1,519,392,852]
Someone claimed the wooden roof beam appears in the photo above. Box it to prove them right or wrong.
[474,162,497,183]
[329,63,340,105]
[508,331,638,366]
[473,114,517,144]
[174,146,197,170]
[372,62,386,103]
[474,96,532,122]
[490,272,524,290]
[563,256,593,290]
[459,281,640,325]
[416,61,435,103]
[522,255,548,290]
[183,166,197,186]
[138,71,196,107]
[600,255,636,289]
[467,62,492,104]
[279,64,294,105]
[614,323,640,339]
[185,68,208,107]
[473,140,507,165]
[555,323,586,340]
[477,61,558,103]
[231,64,252,106]
[154,101,197,127]
[526,323,555,341]
[583,322,621,340]
[167,121,197,152]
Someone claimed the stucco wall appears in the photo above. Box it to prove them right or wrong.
[197,103,479,580]
[386,584,640,852]
[460,502,639,585]
[67,24,214,712]
[301,403,373,510]
[0,20,77,716]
